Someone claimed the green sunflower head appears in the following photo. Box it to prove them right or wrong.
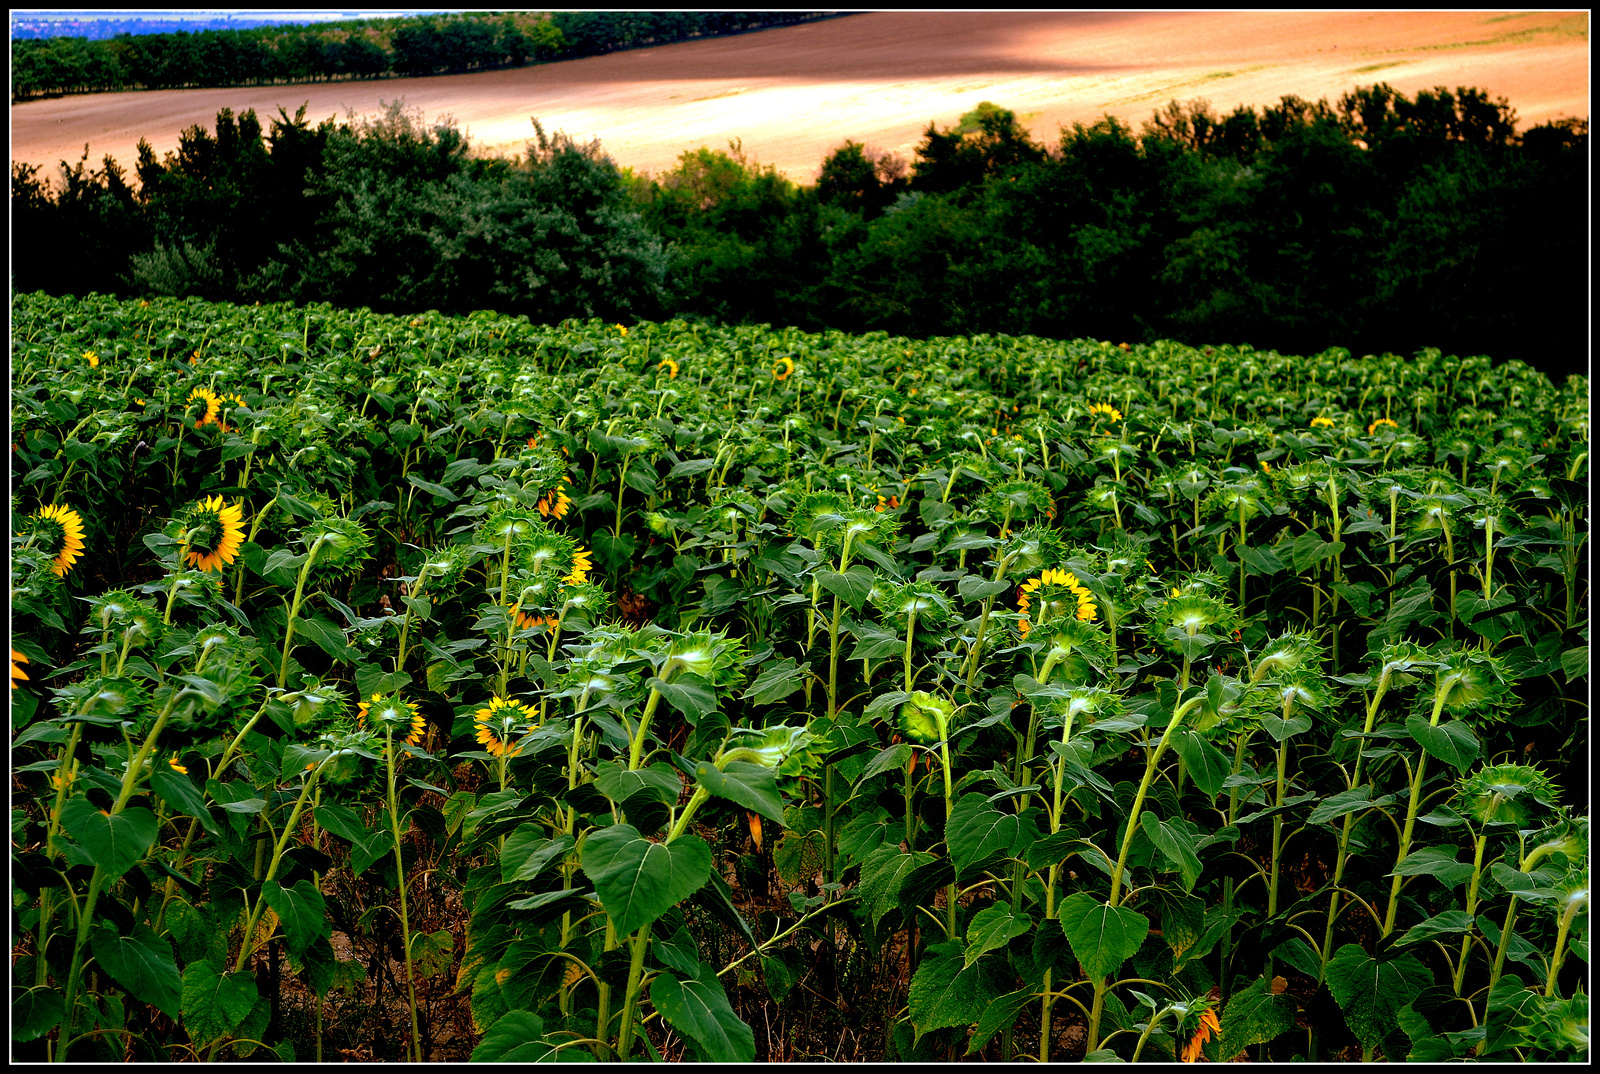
[1000,524,1069,581]
[897,691,954,745]
[663,630,748,692]
[1454,763,1561,826]
[1431,648,1516,716]
[1251,631,1326,682]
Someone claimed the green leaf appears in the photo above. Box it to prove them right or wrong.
[1057,893,1149,980]
[501,827,576,884]
[405,472,457,502]
[817,565,876,610]
[906,939,1010,1041]
[964,905,1033,968]
[1391,845,1475,888]
[11,986,65,1042]
[58,797,156,880]
[650,961,755,1063]
[1560,646,1587,683]
[354,666,411,697]
[470,1010,585,1061]
[1289,532,1345,573]
[260,879,331,957]
[349,829,395,877]
[592,761,683,808]
[1140,811,1203,892]
[1324,943,1432,1050]
[313,802,369,844]
[858,845,934,929]
[164,899,226,966]
[694,760,786,826]
[857,742,914,782]
[1307,786,1396,826]
[1397,910,1475,945]
[652,927,701,977]
[410,929,455,978]
[742,657,812,705]
[581,824,712,935]
[945,793,1032,880]
[1171,730,1229,798]
[150,763,219,835]
[90,923,181,1019]
[293,615,358,663]
[1405,715,1479,771]
[648,673,719,724]
[1207,974,1296,1060]
[965,987,1037,1055]
[180,959,258,1047]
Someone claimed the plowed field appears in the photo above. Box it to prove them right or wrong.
[11,10,1588,181]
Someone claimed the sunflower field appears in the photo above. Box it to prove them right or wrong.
[10,291,1589,1062]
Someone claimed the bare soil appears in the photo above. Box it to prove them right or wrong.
[11,11,1588,184]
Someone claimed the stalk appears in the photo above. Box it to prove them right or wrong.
[1319,668,1393,977]
[1381,684,1453,937]
[384,728,424,1062]
[1452,830,1489,995]
[1545,895,1582,998]
[275,535,326,688]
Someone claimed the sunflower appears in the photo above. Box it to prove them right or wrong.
[32,504,86,577]
[514,610,559,632]
[187,387,221,429]
[1310,416,1336,428]
[11,649,29,690]
[473,696,534,757]
[168,756,189,776]
[216,392,247,433]
[81,349,99,369]
[357,692,426,747]
[657,358,679,379]
[564,545,594,586]
[536,480,573,521]
[180,495,246,573]
[1368,417,1400,435]
[1180,1002,1222,1062]
[1017,569,1097,636]
[772,356,795,382]
[1087,402,1123,422]
[616,323,629,336]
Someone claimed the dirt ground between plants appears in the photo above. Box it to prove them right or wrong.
[12,10,1589,184]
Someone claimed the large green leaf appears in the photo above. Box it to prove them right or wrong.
[58,797,157,880]
[906,939,1010,1041]
[965,987,1037,1055]
[647,673,719,724]
[592,761,683,808]
[581,824,711,935]
[12,986,65,1042]
[817,565,876,610]
[858,845,934,929]
[261,879,331,957]
[1390,845,1474,888]
[89,923,181,1019]
[471,1010,588,1062]
[1397,910,1474,946]
[500,827,576,884]
[1171,730,1230,797]
[149,764,218,836]
[1307,786,1396,826]
[1206,974,1295,1060]
[964,905,1033,968]
[180,959,258,1046]
[409,929,455,978]
[650,961,755,1063]
[1324,943,1431,1049]
[1140,812,1203,892]
[742,657,812,705]
[945,793,1032,881]
[1405,715,1480,771]
[694,759,786,826]
[1057,893,1149,981]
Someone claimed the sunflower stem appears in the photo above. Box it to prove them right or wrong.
[276,536,325,689]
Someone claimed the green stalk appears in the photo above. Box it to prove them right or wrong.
[1381,684,1454,937]
[1319,668,1393,977]
[628,686,664,771]
[1545,895,1582,997]
[275,536,326,688]
[1452,830,1489,995]
[384,728,424,1062]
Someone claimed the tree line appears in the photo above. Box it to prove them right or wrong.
[10,83,1588,382]
[11,11,843,101]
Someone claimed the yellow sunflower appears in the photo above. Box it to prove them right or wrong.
[187,387,221,429]
[657,358,679,379]
[772,356,795,382]
[1087,402,1123,422]
[33,504,86,577]
[536,481,573,521]
[564,545,593,586]
[168,756,189,775]
[616,324,629,336]
[1368,417,1399,435]
[181,496,246,573]
[11,649,29,690]
[81,349,99,369]
[1181,1004,1222,1062]
[1017,568,1097,636]
[473,696,534,757]
[216,392,247,433]
[357,692,426,746]
[1310,416,1335,428]
[513,610,559,632]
